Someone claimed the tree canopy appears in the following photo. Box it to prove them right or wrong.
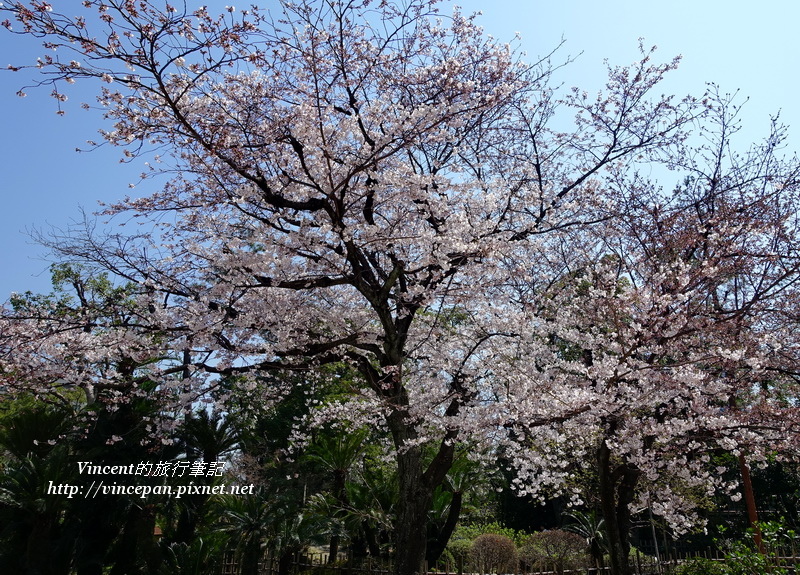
[2,2,800,574]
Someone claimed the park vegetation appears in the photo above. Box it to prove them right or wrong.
[1,1,800,574]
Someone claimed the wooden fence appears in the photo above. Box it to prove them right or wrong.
[218,547,800,575]
[219,551,647,575]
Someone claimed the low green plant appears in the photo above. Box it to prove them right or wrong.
[672,557,727,575]
[451,521,525,545]
[719,520,795,575]
[676,520,796,575]
[446,538,472,575]
[562,510,607,569]
[445,522,524,575]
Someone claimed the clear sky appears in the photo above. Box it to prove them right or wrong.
[1,0,798,298]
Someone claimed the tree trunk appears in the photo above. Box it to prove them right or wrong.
[426,491,463,565]
[388,409,456,575]
[738,455,765,554]
[364,520,381,558]
[394,447,435,575]
[328,534,341,564]
[26,513,56,575]
[277,551,294,575]
[597,441,640,575]
[329,467,347,563]
[240,539,262,575]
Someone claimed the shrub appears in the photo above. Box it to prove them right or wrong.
[672,557,727,575]
[470,533,518,574]
[519,530,589,574]
[446,538,472,575]
[452,522,524,545]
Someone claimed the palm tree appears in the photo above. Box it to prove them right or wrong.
[158,536,226,575]
[165,409,240,545]
[305,428,369,561]
[0,402,76,575]
[426,454,482,566]
[216,492,272,575]
[563,510,607,571]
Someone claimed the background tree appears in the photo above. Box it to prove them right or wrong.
[0,265,188,575]
[0,399,76,575]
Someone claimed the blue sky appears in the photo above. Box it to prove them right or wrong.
[1,0,798,298]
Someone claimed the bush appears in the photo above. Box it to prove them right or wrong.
[672,557,727,575]
[452,522,525,546]
[470,533,518,574]
[445,538,472,574]
[519,530,589,574]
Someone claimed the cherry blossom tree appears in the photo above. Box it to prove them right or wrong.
[0,263,184,412]
[498,91,800,575]
[0,264,191,574]
[0,1,722,572]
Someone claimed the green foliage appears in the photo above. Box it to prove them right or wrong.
[718,520,795,575]
[672,557,727,575]
[9,263,136,319]
[562,510,607,568]
[158,536,226,575]
[752,461,800,531]
[451,521,525,546]
[214,490,274,574]
[446,523,521,575]
[676,520,798,575]
[179,409,239,463]
[0,399,77,574]
[305,427,370,475]
[0,399,74,461]
[447,537,472,563]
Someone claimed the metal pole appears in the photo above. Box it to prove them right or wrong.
[739,454,765,554]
